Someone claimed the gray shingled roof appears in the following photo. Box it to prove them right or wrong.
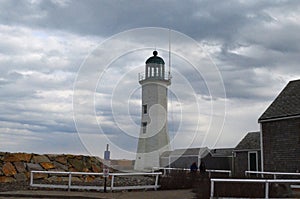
[210,148,234,157]
[234,132,260,151]
[259,79,300,122]
[160,147,210,158]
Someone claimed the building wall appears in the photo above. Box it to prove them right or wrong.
[202,154,232,170]
[171,156,199,168]
[234,151,248,177]
[233,150,261,177]
[262,117,300,172]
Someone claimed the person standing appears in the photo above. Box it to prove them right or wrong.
[200,161,206,174]
[190,162,198,172]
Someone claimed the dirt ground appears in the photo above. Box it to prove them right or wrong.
[0,189,195,199]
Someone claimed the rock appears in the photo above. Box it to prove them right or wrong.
[32,155,50,163]
[0,152,5,160]
[46,154,57,161]
[84,175,95,183]
[14,173,27,181]
[69,167,78,172]
[75,155,83,160]
[3,153,32,162]
[92,164,101,173]
[60,176,82,182]
[53,161,68,171]
[33,173,48,180]
[55,156,67,165]
[0,176,15,183]
[72,177,82,182]
[14,162,26,173]
[26,163,43,171]
[2,162,17,176]
[40,162,55,170]
[69,159,84,171]
[47,176,62,182]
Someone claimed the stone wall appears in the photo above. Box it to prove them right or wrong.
[0,152,103,183]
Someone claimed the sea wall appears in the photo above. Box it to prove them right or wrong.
[0,152,103,183]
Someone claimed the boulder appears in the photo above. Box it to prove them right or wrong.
[40,162,55,170]
[53,161,68,171]
[3,153,32,162]
[0,152,5,160]
[14,173,27,181]
[26,163,43,171]
[47,176,62,182]
[0,176,15,183]
[61,176,81,182]
[33,173,48,180]
[2,162,17,176]
[55,156,67,165]
[14,162,26,173]
[83,156,92,170]
[92,164,101,173]
[46,154,57,161]
[32,155,50,163]
[68,158,84,171]
[84,175,95,183]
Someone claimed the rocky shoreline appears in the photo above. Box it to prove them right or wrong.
[0,152,156,192]
[0,152,104,183]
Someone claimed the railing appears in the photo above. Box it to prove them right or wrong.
[152,167,189,176]
[245,171,300,179]
[152,167,231,177]
[210,178,300,199]
[138,72,171,82]
[30,171,161,191]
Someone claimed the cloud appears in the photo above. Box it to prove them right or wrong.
[0,0,300,159]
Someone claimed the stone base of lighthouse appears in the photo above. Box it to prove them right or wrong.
[134,144,170,171]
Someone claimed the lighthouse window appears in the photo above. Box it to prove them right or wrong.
[143,105,147,114]
[142,122,147,134]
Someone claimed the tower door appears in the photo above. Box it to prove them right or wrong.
[248,151,258,171]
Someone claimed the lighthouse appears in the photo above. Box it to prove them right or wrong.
[134,51,171,171]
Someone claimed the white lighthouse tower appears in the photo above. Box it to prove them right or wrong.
[134,51,171,171]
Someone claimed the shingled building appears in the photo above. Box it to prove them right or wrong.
[259,79,300,172]
[233,132,261,176]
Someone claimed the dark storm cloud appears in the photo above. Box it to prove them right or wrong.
[0,0,288,38]
[1,0,300,157]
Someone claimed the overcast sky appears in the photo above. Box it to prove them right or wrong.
[0,0,300,160]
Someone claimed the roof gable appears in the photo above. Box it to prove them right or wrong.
[234,131,260,151]
[259,79,300,122]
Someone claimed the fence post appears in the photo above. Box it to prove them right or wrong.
[265,181,269,199]
[210,180,214,199]
[30,171,33,186]
[154,173,159,191]
[68,172,72,192]
[111,175,114,191]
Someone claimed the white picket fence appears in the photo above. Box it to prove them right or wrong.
[152,167,231,177]
[245,170,300,179]
[30,171,161,191]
